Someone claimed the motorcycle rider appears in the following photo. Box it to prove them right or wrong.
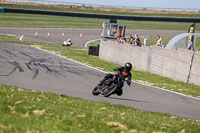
[99,62,132,96]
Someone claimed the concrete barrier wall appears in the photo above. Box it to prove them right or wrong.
[150,47,193,82]
[99,40,200,86]
[174,49,194,82]
[189,53,200,85]
[99,40,149,71]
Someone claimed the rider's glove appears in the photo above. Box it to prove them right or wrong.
[113,67,118,71]
[127,80,131,86]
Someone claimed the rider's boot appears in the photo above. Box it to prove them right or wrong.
[116,87,123,96]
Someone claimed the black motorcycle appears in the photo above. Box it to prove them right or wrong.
[92,74,129,97]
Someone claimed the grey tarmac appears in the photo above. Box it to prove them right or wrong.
[0,42,200,120]
[0,28,188,47]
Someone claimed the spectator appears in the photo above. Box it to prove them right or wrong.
[130,36,134,45]
[123,37,127,43]
[155,35,162,46]
[187,39,195,51]
[117,36,120,43]
[120,37,126,44]
[134,34,141,46]
[155,35,162,47]
[143,36,148,46]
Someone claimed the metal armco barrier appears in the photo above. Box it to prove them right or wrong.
[5,8,200,23]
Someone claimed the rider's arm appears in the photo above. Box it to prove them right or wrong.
[113,67,123,71]
[127,73,132,86]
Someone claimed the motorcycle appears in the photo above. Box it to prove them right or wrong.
[62,39,73,46]
[92,74,129,97]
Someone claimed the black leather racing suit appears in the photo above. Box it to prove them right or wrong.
[100,67,132,96]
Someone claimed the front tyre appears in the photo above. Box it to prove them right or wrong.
[92,84,101,96]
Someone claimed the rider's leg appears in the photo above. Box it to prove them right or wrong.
[116,82,124,96]
[116,86,123,96]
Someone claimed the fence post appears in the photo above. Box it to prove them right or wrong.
[147,46,153,72]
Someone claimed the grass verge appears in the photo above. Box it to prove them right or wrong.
[1,3,200,18]
[0,13,200,31]
[0,35,200,98]
[1,84,200,133]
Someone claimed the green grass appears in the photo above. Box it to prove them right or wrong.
[1,35,200,98]
[0,13,107,28]
[0,13,200,31]
[196,37,200,51]
[1,84,200,133]
[86,40,101,48]
[1,7,200,132]
[1,3,200,18]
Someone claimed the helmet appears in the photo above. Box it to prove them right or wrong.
[67,39,71,42]
[124,62,132,71]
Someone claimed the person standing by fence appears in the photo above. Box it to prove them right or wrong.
[143,36,148,46]
[187,39,195,51]
[155,35,162,46]
[155,35,165,47]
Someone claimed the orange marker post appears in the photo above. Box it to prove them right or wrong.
[62,33,64,38]
[80,32,83,39]
[47,32,50,38]
[35,32,38,37]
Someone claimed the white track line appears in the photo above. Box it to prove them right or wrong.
[84,39,101,48]
[32,45,106,74]
[19,35,24,41]
[0,33,16,36]
[31,45,200,101]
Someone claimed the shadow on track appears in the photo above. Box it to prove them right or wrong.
[100,95,152,103]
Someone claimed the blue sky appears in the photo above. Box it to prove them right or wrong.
[60,0,200,9]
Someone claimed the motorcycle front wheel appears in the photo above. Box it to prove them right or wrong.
[92,84,101,96]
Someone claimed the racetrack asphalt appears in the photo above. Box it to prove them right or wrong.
[0,28,186,47]
[0,42,200,120]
